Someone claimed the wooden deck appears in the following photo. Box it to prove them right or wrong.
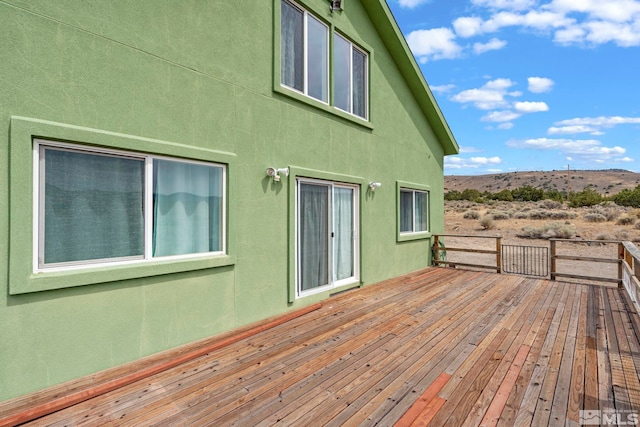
[9,267,640,426]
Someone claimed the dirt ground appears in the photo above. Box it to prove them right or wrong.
[442,200,640,283]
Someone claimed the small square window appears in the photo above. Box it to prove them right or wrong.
[399,188,429,234]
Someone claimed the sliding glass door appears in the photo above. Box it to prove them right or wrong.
[297,179,359,295]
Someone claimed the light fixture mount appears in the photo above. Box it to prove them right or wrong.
[266,167,290,182]
[329,0,343,12]
[369,181,382,191]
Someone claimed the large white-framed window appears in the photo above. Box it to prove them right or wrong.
[35,140,226,271]
[399,188,429,234]
[280,0,329,103]
[296,178,359,297]
[334,33,368,120]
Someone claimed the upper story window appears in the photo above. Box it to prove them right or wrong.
[281,0,329,103]
[36,140,225,270]
[280,0,369,121]
[334,33,368,120]
[399,188,429,234]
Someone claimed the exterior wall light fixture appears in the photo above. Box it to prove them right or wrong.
[369,181,382,191]
[329,0,343,12]
[266,167,289,182]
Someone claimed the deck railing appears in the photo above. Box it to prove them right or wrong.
[621,241,640,314]
[432,234,502,274]
[432,235,640,313]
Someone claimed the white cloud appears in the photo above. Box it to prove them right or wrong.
[548,0,640,23]
[473,38,508,53]
[514,101,549,113]
[471,0,536,11]
[506,137,630,163]
[480,10,574,33]
[406,28,462,62]
[556,116,640,126]
[482,110,522,122]
[471,156,502,164]
[459,146,482,153]
[548,125,601,135]
[430,84,456,94]
[528,77,554,93]
[451,78,516,110]
[445,155,502,169]
[404,0,640,63]
[397,0,432,8]
[549,116,640,135]
[453,16,484,38]
[498,122,514,129]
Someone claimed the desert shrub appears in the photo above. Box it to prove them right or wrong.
[514,212,529,219]
[491,211,510,220]
[616,231,630,240]
[527,209,548,220]
[569,187,602,207]
[461,189,483,202]
[549,211,577,220]
[539,199,562,210]
[635,222,640,230]
[463,210,480,220]
[492,189,514,202]
[612,185,640,207]
[595,233,614,241]
[617,216,635,226]
[479,216,495,230]
[583,213,607,223]
[527,210,576,220]
[512,185,544,202]
[516,222,576,239]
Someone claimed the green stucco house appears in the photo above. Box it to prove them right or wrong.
[0,0,458,403]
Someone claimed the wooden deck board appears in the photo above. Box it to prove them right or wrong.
[4,267,640,427]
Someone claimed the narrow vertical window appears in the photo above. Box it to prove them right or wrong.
[280,0,304,92]
[280,0,328,103]
[333,33,368,119]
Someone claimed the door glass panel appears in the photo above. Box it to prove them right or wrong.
[333,187,354,282]
[299,183,329,291]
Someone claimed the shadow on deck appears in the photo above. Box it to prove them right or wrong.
[3,267,640,426]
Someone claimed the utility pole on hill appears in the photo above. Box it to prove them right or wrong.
[567,164,570,201]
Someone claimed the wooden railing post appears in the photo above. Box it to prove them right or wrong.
[496,237,502,274]
[619,242,625,288]
[432,235,440,266]
[550,239,556,281]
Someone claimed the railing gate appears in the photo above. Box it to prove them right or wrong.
[501,245,549,277]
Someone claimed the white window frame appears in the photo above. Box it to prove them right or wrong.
[295,177,360,298]
[33,139,226,273]
[281,0,329,104]
[333,33,369,120]
[399,188,429,234]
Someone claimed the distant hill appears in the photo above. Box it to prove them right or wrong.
[445,169,640,196]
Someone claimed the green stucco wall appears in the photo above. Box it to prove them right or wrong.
[0,0,450,401]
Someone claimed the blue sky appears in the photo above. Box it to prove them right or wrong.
[386,0,640,175]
